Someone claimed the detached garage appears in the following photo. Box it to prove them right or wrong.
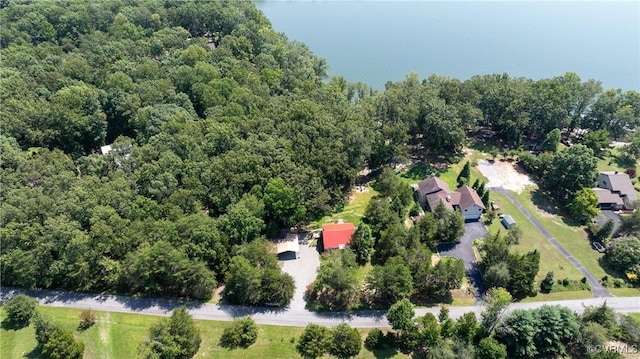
[501,215,516,229]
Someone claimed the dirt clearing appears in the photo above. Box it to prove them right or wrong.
[477,159,534,193]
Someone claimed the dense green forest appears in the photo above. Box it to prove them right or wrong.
[1,0,639,301]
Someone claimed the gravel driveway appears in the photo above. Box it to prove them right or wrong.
[279,243,320,310]
[437,221,488,299]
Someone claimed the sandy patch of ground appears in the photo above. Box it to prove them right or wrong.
[431,255,440,267]
[610,141,630,148]
[477,159,534,193]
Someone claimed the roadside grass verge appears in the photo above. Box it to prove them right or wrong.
[518,290,593,303]
[449,276,477,307]
[607,287,640,297]
[1,307,409,359]
[486,191,583,283]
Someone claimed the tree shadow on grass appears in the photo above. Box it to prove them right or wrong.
[371,347,401,359]
[529,188,584,227]
[25,347,44,359]
[611,155,636,170]
[1,318,29,331]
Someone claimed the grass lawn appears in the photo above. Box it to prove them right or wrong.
[629,313,640,321]
[487,191,584,282]
[397,149,489,189]
[511,187,609,281]
[607,287,640,297]
[518,290,593,303]
[313,185,379,228]
[1,307,409,359]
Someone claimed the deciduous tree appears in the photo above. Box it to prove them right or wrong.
[567,188,599,224]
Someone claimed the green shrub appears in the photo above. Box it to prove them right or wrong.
[3,294,38,327]
[220,317,258,349]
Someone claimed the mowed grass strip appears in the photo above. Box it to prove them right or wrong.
[518,290,593,303]
[1,307,410,359]
[487,191,584,282]
[511,188,608,281]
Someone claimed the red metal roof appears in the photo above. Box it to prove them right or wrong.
[322,223,356,250]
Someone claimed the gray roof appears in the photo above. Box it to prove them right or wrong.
[593,188,625,205]
[502,215,516,225]
[456,185,486,210]
[426,191,458,211]
[601,172,638,202]
[417,176,450,195]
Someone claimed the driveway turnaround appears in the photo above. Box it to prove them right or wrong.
[492,188,611,298]
[1,287,637,329]
[437,221,488,301]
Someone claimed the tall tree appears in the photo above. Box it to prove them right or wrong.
[481,287,512,333]
[566,188,599,224]
[541,128,561,152]
[543,144,598,202]
[350,223,374,265]
[387,299,415,332]
[366,257,414,305]
[495,309,540,358]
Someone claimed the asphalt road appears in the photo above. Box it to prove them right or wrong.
[1,287,638,328]
[492,187,611,298]
[437,221,488,300]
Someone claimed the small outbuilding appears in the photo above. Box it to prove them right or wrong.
[321,223,356,252]
[501,215,517,229]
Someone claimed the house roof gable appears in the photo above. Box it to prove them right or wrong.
[322,223,356,250]
[601,172,637,202]
[417,176,450,195]
[455,185,486,210]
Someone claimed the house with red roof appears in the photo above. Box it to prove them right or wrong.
[321,223,356,251]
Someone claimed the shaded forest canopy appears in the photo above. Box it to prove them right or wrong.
[1,0,638,299]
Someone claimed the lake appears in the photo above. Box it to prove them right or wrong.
[258,1,640,91]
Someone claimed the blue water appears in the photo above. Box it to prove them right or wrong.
[258,1,640,91]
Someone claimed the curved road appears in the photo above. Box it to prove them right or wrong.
[492,187,610,298]
[1,288,637,328]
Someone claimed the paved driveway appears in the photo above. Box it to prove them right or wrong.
[437,221,488,300]
[493,187,611,298]
[595,210,622,233]
[279,243,320,311]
